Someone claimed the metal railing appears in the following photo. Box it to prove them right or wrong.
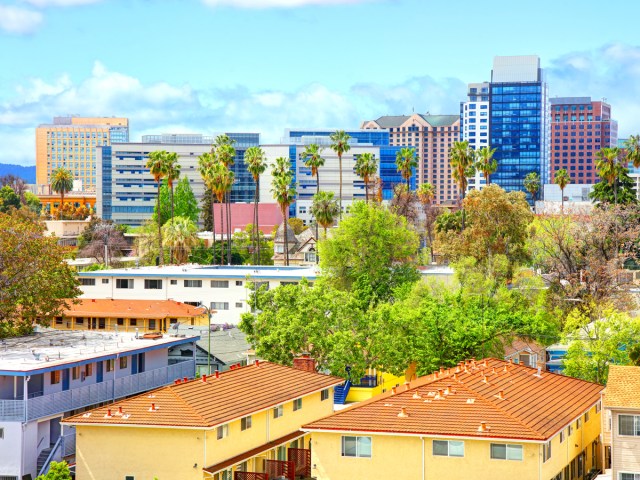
[37,429,76,477]
[0,359,194,422]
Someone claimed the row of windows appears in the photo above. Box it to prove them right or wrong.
[49,357,128,384]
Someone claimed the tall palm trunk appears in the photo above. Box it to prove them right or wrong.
[338,153,343,221]
[253,177,259,265]
[157,181,163,265]
[364,176,369,203]
[211,193,216,265]
[561,190,565,214]
[219,198,225,266]
[226,194,232,265]
[59,190,64,219]
[170,183,175,264]
[282,206,289,266]
[315,171,320,263]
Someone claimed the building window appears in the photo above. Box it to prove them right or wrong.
[433,440,464,457]
[620,473,640,480]
[144,279,162,289]
[211,280,229,288]
[293,398,302,411]
[560,430,565,443]
[130,319,137,326]
[241,416,252,431]
[321,389,330,401]
[577,418,582,429]
[341,436,372,458]
[274,405,283,418]
[596,401,601,413]
[619,415,640,436]
[85,364,93,376]
[106,359,114,372]
[125,476,135,480]
[235,280,243,286]
[80,278,96,286]
[211,302,229,310]
[102,278,109,284]
[119,357,128,369]
[585,411,590,423]
[117,318,124,326]
[116,279,134,289]
[217,424,228,440]
[235,302,243,308]
[184,280,202,288]
[149,319,156,330]
[0,428,3,439]
[170,280,177,285]
[51,371,61,385]
[304,252,317,263]
[543,441,552,462]
[72,366,80,380]
[490,444,523,461]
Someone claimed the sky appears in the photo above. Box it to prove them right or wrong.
[1,0,640,166]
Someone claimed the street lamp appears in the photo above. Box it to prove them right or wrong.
[198,303,213,375]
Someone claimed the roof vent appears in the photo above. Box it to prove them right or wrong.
[478,421,491,432]
[391,387,397,395]
[482,375,489,384]
[147,393,156,398]
[174,379,181,385]
[149,403,158,412]
[466,398,475,404]
[104,409,113,418]
[215,371,220,379]
[412,392,422,400]
[404,382,411,391]
[116,406,124,416]
[82,412,92,418]
[255,360,260,367]
[503,364,510,373]
[434,389,445,400]
[122,414,131,420]
[497,390,505,400]
[534,366,542,378]
[397,407,409,418]
[491,367,496,375]
[202,374,207,382]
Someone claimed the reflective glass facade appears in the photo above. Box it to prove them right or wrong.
[490,82,549,193]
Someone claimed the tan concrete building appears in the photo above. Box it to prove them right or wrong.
[36,116,129,192]
[361,114,461,205]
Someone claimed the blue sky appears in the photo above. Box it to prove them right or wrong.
[2,0,640,166]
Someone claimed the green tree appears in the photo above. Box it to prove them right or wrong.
[35,460,72,480]
[319,201,419,302]
[475,146,497,185]
[417,183,437,263]
[154,177,199,226]
[24,191,42,215]
[198,151,218,264]
[211,162,235,265]
[395,147,418,189]
[554,168,571,214]
[330,130,351,220]
[215,136,237,265]
[165,152,181,226]
[244,146,268,265]
[0,186,20,213]
[0,210,80,338]
[163,216,199,264]
[271,158,296,266]
[77,219,128,266]
[146,151,169,265]
[449,141,475,228]
[50,167,74,218]
[231,224,274,265]
[589,167,637,205]
[311,191,339,238]
[595,147,624,206]
[562,307,640,384]
[354,152,378,203]
[301,143,325,195]
[523,171,541,211]
[625,135,640,169]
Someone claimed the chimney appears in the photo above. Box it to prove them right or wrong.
[397,407,409,418]
[91,299,96,303]
[292,354,316,373]
[202,374,207,382]
[444,386,453,395]
[215,371,220,379]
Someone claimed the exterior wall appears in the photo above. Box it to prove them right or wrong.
[51,313,207,334]
[0,422,24,477]
[44,220,92,237]
[461,82,491,192]
[346,373,404,403]
[611,408,640,479]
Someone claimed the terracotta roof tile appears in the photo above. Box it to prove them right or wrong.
[604,365,640,409]
[63,299,208,319]
[63,362,343,428]
[304,359,603,441]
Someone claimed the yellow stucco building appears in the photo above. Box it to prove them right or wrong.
[304,358,604,480]
[63,359,342,480]
[52,298,210,333]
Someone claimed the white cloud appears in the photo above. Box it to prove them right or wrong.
[0,5,42,34]
[202,0,374,8]
[22,0,103,7]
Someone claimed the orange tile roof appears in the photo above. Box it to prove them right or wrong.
[62,361,343,428]
[304,358,603,441]
[604,365,640,409]
[63,299,208,319]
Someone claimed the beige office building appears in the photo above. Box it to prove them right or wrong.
[36,116,129,191]
[361,114,460,205]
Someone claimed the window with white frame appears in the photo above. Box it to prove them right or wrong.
[116,278,134,289]
[321,388,330,401]
[273,405,283,419]
[619,415,640,436]
[619,472,640,480]
[432,440,464,457]
[211,302,229,310]
[217,424,228,440]
[293,398,302,411]
[543,440,552,462]
[241,415,252,431]
[210,280,229,288]
[490,443,523,461]
[341,436,372,458]
[184,280,202,288]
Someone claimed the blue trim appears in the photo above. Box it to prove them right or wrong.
[79,272,317,281]
[0,336,199,377]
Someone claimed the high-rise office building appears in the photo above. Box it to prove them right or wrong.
[36,116,129,191]
[462,56,549,196]
[361,114,461,205]
[549,97,617,184]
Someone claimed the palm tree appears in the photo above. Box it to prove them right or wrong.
[211,162,235,265]
[271,159,297,266]
[146,151,169,265]
[595,147,622,206]
[449,141,475,229]
[311,191,339,238]
[163,216,199,264]
[554,168,571,214]
[395,147,418,189]
[216,141,236,266]
[50,167,74,219]
[301,143,325,194]
[625,135,640,169]
[244,146,268,265]
[198,151,217,264]
[523,172,541,213]
[165,152,181,264]
[330,130,351,220]
[354,152,378,203]
[475,146,497,186]
[417,182,436,262]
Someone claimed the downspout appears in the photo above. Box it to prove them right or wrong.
[203,430,207,473]
[539,443,542,480]
[266,406,270,444]
[421,436,425,480]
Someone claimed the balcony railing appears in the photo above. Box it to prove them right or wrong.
[0,359,195,422]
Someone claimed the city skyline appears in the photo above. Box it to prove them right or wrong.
[2,0,640,166]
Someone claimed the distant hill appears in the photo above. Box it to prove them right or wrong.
[0,164,36,183]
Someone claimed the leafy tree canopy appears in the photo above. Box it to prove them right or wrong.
[36,461,72,480]
[0,185,20,213]
[153,177,199,226]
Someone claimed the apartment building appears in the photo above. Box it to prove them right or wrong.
[63,359,343,480]
[550,97,617,184]
[461,82,491,191]
[361,114,460,205]
[0,329,197,479]
[36,116,129,191]
[304,358,603,480]
[76,265,319,324]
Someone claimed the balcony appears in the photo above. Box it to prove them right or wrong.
[0,359,195,422]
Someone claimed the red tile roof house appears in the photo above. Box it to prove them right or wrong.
[303,358,604,480]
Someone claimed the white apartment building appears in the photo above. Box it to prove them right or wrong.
[77,265,319,324]
[461,82,491,192]
[0,329,197,479]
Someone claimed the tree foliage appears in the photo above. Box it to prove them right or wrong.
[153,177,199,226]
[77,218,129,265]
[36,461,72,480]
[0,211,80,338]
[231,224,274,265]
[0,185,20,213]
